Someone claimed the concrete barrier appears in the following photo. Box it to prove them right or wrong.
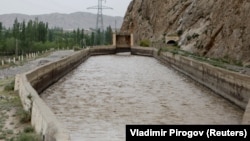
[15,47,116,141]
[131,46,154,56]
[89,46,116,56]
[243,101,250,124]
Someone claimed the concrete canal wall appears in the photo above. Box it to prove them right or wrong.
[131,46,250,124]
[15,47,115,141]
[15,46,250,141]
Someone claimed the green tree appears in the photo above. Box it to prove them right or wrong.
[13,18,20,39]
[105,25,113,45]
[19,20,27,53]
[37,21,47,42]
[48,30,53,42]
[90,32,95,46]
[0,22,2,40]
[76,28,80,46]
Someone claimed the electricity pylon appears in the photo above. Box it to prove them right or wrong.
[87,0,113,45]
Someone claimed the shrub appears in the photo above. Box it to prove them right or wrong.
[0,134,6,140]
[19,110,31,123]
[16,133,41,141]
[4,80,15,91]
[24,126,35,133]
[177,30,183,36]
[186,35,192,41]
[140,39,151,47]
[192,33,200,38]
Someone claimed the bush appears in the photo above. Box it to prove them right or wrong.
[186,35,192,41]
[177,30,183,36]
[32,41,57,52]
[19,110,31,123]
[16,133,41,141]
[192,33,199,38]
[24,126,35,133]
[4,80,15,91]
[140,39,151,47]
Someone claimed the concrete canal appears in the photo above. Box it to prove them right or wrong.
[41,53,243,141]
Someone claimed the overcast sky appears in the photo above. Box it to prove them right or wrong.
[0,0,132,17]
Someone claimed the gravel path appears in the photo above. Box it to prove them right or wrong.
[0,50,75,79]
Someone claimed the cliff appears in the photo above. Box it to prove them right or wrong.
[121,0,250,65]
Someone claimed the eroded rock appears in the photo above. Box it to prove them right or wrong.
[121,0,250,65]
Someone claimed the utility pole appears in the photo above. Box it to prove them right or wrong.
[87,0,113,45]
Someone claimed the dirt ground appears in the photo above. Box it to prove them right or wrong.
[0,50,75,141]
[0,77,29,141]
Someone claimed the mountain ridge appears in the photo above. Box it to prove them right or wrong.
[0,12,123,30]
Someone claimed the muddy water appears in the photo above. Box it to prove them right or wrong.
[41,53,243,141]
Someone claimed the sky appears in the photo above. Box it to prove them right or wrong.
[0,0,132,17]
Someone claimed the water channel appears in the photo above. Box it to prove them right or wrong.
[41,53,243,141]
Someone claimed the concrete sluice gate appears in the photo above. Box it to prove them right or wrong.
[15,47,250,141]
[113,33,133,53]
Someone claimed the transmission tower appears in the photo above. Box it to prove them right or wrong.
[87,0,113,45]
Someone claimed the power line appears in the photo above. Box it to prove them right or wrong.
[87,0,113,45]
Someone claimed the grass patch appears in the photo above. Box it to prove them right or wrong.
[15,133,42,141]
[0,77,33,141]
[4,80,15,91]
[158,46,243,71]
[0,134,6,140]
[14,127,41,141]
[23,126,35,133]
[5,129,14,135]
[0,77,14,88]
[140,39,151,47]
[18,110,31,123]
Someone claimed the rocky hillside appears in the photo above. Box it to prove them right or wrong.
[0,12,123,30]
[121,0,250,65]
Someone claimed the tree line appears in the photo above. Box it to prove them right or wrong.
[0,18,113,55]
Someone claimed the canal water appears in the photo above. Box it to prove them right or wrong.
[41,53,243,141]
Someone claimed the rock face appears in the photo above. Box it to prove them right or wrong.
[121,0,250,64]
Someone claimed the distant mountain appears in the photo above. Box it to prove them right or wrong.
[0,12,123,30]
